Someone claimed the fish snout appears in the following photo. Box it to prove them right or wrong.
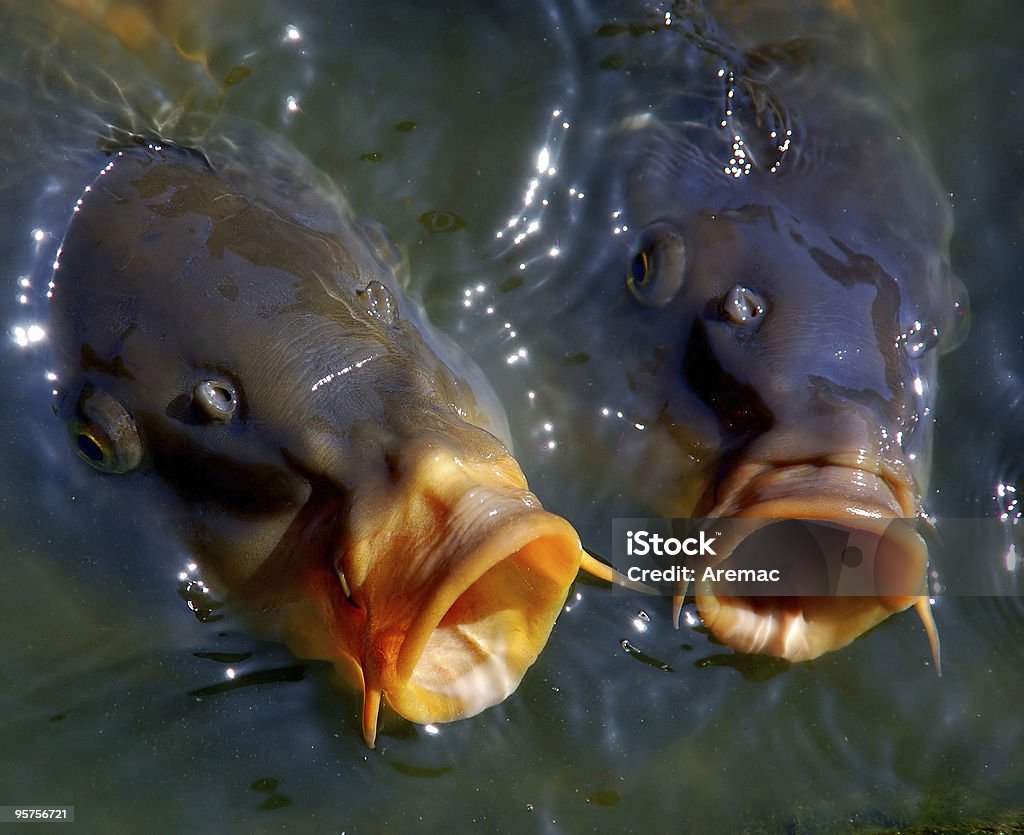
[696,457,937,665]
[338,441,582,746]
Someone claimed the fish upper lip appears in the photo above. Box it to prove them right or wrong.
[710,452,921,521]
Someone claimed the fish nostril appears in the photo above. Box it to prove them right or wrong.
[193,380,239,421]
[720,285,766,324]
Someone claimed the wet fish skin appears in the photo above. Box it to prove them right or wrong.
[582,2,965,661]
[51,139,582,746]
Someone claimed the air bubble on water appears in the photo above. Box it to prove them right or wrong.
[360,280,398,324]
[899,320,940,358]
[997,482,1020,526]
[996,481,1022,574]
[177,562,224,623]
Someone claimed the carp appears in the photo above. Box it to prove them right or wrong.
[50,136,582,746]
[577,1,968,664]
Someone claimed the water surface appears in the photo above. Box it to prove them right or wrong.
[1,1,1022,832]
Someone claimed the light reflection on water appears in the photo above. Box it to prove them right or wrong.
[1,0,1023,832]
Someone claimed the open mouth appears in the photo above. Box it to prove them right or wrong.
[685,461,939,666]
[335,448,582,747]
[369,507,581,731]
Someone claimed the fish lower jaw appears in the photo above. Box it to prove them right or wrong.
[695,594,915,663]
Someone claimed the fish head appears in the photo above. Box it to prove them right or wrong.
[51,142,581,744]
[603,118,969,661]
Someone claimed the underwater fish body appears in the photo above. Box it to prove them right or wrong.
[50,136,582,746]
[576,0,968,662]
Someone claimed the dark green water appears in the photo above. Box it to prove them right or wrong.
[0,1,1022,832]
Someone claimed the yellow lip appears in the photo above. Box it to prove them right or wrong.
[335,443,582,747]
[693,463,938,666]
[579,460,941,670]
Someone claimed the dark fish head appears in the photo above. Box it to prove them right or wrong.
[594,111,969,661]
[51,142,581,745]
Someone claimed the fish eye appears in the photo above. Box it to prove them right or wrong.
[629,250,651,288]
[626,223,686,308]
[720,285,766,324]
[69,385,143,473]
[193,379,239,422]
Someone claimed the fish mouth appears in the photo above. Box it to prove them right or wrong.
[691,459,937,664]
[337,444,581,747]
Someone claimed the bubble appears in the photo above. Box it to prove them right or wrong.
[900,320,940,358]
[360,280,399,324]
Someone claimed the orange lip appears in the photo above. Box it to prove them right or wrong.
[693,462,939,667]
[287,441,583,748]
